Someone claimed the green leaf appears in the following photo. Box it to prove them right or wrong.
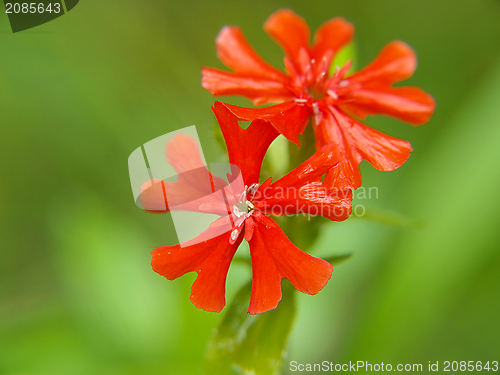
[330,42,357,75]
[213,122,228,155]
[323,254,353,266]
[204,281,296,375]
[355,208,423,228]
[262,135,290,178]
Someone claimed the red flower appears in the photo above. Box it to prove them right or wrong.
[144,102,352,314]
[202,9,435,190]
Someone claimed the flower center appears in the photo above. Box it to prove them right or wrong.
[309,85,326,100]
[228,183,259,242]
[232,183,258,218]
[294,59,353,103]
[232,200,254,218]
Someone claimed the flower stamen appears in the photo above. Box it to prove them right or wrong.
[327,90,339,100]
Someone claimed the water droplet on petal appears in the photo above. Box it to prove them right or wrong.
[231,229,239,241]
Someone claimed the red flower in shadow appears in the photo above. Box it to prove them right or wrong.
[202,9,435,190]
[144,102,352,314]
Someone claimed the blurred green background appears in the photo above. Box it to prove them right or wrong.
[1,0,500,374]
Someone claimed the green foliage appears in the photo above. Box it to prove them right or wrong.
[330,42,357,75]
[213,122,228,155]
[262,135,290,180]
[343,57,500,362]
[204,281,296,375]
[323,254,353,266]
[356,208,423,227]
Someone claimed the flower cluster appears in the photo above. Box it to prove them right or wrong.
[149,9,434,314]
[202,9,435,190]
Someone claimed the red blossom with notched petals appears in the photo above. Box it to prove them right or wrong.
[147,102,352,314]
[202,9,435,190]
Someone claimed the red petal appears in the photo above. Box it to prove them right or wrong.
[212,102,279,186]
[256,181,352,221]
[220,101,312,145]
[252,210,278,228]
[268,143,340,186]
[201,68,292,105]
[347,41,417,85]
[152,229,242,313]
[255,144,352,221]
[341,86,436,125]
[310,107,361,190]
[215,26,288,81]
[323,155,362,191]
[332,108,413,172]
[264,9,311,71]
[310,17,355,61]
[244,215,256,242]
[248,217,333,314]
[257,177,273,194]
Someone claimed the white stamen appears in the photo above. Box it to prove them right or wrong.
[229,184,260,235]
[233,205,244,218]
[295,98,308,103]
[238,190,246,202]
[312,102,320,116]
[247,183,259,196]
[327,90,339,100]
[339,79,349,87]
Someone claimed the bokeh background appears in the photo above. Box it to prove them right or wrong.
[1,0,500,374]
